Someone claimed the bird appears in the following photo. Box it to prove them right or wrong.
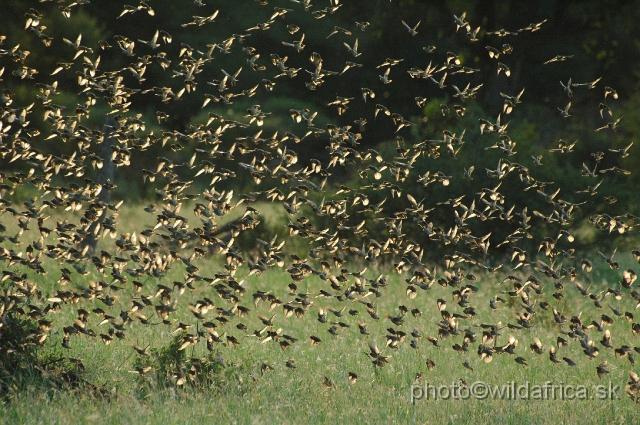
[379,68,392,84]
[376,58,404,68]
[62,33,93,59]
[596,361,612,379]
[462,359,474,371]
[560,79,573,97]
[558,102,571,118]
[322,376,337,389]
[402,20,420,36]
[355,21,370,31]
[518,19,548,32]
[486,46,501,59]
[282,34,305,52]
[343,38,361,57]
[604,86,618,99]
[453,13,470,32]
[467,26,481,42]
[488,28,517,37]
[496,62,511,77]
[423,45,436,53]
[361,87,375,102]
[595,116,623,132]
[500,88,524,114]
[609,142,633,158]
[515,356,528,367]
[572,77,602,89]
[326,26,351,39]
[544,55,574,65]
[130,343,150,356]
[599,103,612,118]
[426,358,436,371]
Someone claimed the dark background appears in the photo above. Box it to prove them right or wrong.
[2,0,640,256]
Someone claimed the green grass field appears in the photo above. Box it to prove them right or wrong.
[1,239,639,424]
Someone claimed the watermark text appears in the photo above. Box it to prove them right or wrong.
[411,381,620,404]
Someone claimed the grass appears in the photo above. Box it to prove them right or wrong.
[1,250,640,424]
[1,199,640,424]
[2,328,634,425]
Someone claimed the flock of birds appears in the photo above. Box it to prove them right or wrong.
[1,0,640,400]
